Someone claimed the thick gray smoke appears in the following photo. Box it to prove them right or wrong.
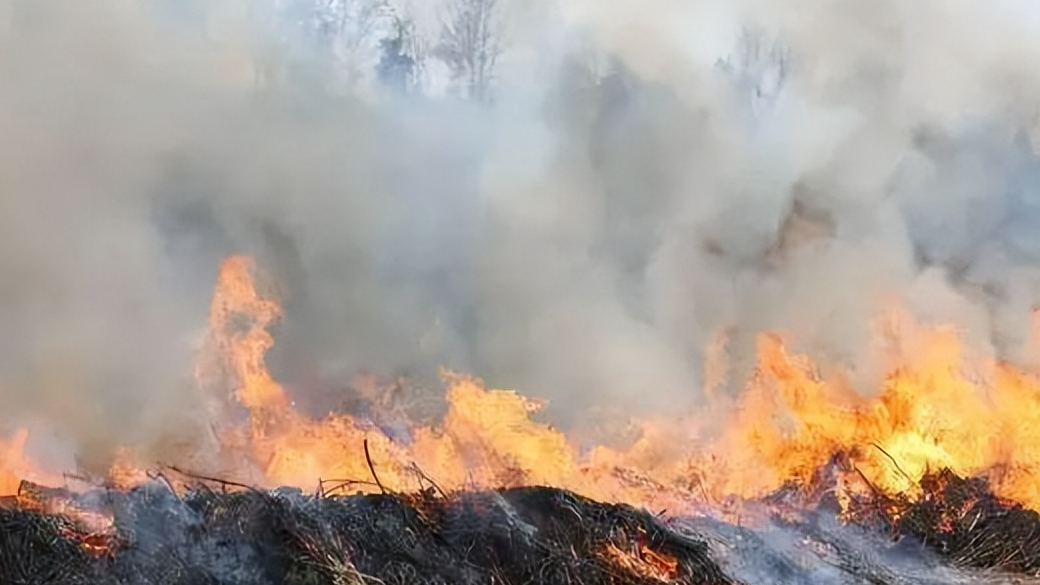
[1,0,1040,471]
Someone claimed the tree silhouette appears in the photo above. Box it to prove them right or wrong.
[434,0,503,103]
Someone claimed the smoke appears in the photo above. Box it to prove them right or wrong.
[1,0,1040,471]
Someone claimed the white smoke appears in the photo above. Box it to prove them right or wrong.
[0,0,1039,470]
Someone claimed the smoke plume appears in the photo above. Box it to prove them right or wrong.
[1,0,1040,470]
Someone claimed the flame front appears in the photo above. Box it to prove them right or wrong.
[697,321,1040,510]
[6,253,1040,518]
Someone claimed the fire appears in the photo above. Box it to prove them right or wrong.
[603,531,680,582]
[197,255,288,410]
[0,429,35,495]
[0,428,64,497]
[688,318,1040,511]
[7,252,1040,521]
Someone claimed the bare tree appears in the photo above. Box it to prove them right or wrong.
[306,0,390,89]
[377,2,428,94]
[322,0,385,52]
[716,26,791,116]
[245,0,390,92]
[434,0,503,103]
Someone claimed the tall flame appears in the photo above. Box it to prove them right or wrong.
[0,428,34,495]
[6,253,1040,518]
[192,255,1040,513]
[198,255,288,411]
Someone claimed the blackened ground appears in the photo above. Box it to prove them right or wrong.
[0,507,103,585]
[7,470,1040,585]
[0,483,732,585]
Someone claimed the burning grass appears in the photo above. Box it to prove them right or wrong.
[842,468,1040,574]
[13,254,1040,583]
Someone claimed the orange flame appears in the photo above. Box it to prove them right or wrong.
[192,254,1040,514]
[603,536,680,582]
[197,255,288,410]
[0,428,33,496]
[0,429,64,497]
[8,253,1040,519]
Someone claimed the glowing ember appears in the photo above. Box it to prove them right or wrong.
[602,527,681,582]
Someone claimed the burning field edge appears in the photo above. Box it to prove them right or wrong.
[9,257,1040,584]
[4,466,1040,585]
